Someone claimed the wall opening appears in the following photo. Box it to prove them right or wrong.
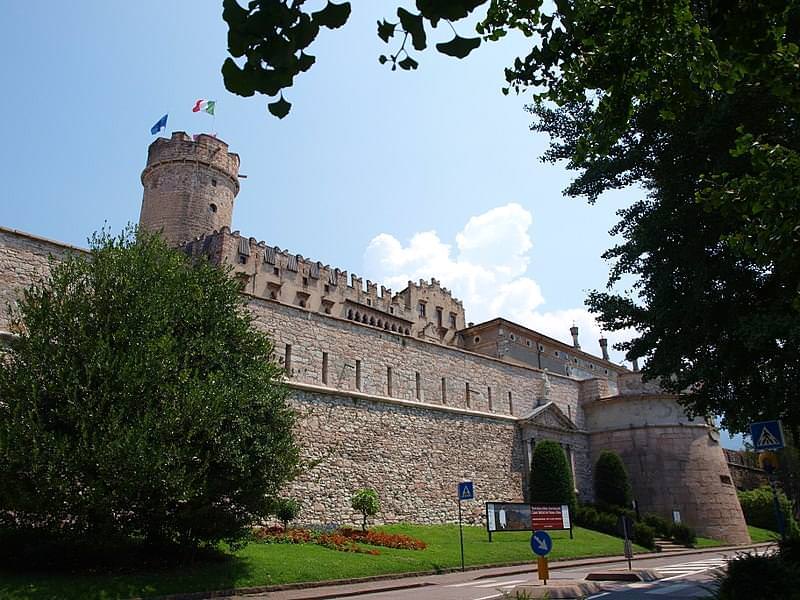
[284,344,292,377]
[387,366,393,397]
[441,377,447,404]
[322,352,329,385]
[356,360,362,391]
[465,382,470,408]
[487,386,493,411]
[415,372,421,400]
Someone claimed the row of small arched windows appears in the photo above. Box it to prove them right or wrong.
[346,309,410,335]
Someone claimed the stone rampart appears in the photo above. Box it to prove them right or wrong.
[286,383,526,525]
[585,393,750,544]
[245,294,584,427]
[0,227,84,331]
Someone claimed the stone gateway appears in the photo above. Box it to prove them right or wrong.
[0,132,749,544]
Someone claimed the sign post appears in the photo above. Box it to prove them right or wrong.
[457,481,474,572]
[618,515,634,570]
[530,530,553,585]
[750,420,786,540]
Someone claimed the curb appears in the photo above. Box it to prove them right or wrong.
[140,542,774,600]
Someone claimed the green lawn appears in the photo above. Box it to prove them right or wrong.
[694,536,724,548]
[0,525,646,600]
[747,525,780,543]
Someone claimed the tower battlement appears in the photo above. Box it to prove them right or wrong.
[139,132,240,247]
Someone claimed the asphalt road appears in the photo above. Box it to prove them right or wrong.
[314,547,770,600]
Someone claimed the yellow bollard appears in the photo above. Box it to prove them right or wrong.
[537,556,549,585]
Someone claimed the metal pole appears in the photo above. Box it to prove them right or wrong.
[769,475,787,540]
[458,499,465,571]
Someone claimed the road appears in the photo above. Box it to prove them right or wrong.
[314,547,769,600]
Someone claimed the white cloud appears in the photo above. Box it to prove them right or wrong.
[363,203,633,364]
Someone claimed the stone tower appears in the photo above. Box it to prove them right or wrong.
[139,132,240,247]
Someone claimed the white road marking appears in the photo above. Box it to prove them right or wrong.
[655,557,728,581]
[446,579,500,587]
[471,594,502,600]
[475,579,529,588]
[587,593,611,599]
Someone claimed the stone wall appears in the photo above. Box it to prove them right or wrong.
[245,295,584,426]
[585,391,750,544]
[286,384,526,526]
[0,227,83,331]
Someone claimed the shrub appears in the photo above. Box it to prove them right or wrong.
[632,522,656,550]
[642,513,672,538]
[714,552,800,600]
[594,451,632,509]
[529,440,577,515]
[351,488,380,531]
[738,485,800,537]
[670,522,696,547]
[272,498,301,530]
[0,229,299,554]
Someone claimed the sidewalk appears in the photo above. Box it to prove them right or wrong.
[149,542,774,600]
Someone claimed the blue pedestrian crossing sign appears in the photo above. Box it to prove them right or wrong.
[750,420,785,451]
[531,530,553,556]
[458,481,474,501]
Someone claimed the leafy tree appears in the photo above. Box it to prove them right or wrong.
[0,229,300,550]
[272,498,302,530]
[222,2,800,436]
[528,440,576,515]
[738,486,800,537]
[351,488,380,531]
[594,451,632,509]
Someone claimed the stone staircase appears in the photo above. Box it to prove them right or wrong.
[654,537,692,552]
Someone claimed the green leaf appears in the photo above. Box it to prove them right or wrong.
[222,58,256,97]
[297,52,316,72]
[397,8,426,51]
[377,19,396,44]
[268,94,292,119]
[398,56,419,70]
[312,1,351,30]
[436,35,481,59]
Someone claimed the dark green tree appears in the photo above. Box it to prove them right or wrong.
[0,229,300,550]
[272,498,302,530]
[594,451,631,509]
[528,440,576,514]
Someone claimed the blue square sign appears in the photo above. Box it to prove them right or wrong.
[750,420,785,451]
[458,481,474,501]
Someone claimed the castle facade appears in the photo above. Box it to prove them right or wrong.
[0,132,750,543]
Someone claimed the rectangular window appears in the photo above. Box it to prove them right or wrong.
[322,352,329,385]
[508,390,513,414]
[449,313,457,328]
[418,302,426,318]
[441,377,447,404]
[465,382,470,408]
[436,307,443,327]
[284,344,292,376]
[387,366,393,396]
[415,372,421,400]
[487,386,493,411]
[356,360,362,391]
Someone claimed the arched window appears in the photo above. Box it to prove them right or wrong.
[370,317,375,326]
[347,309,354,319]
[391,324,397,332]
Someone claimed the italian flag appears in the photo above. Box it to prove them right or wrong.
[192,99,215,115]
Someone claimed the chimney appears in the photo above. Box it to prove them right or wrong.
[570,324,580,349]
[632,358,640,372]
[599,337,609,361]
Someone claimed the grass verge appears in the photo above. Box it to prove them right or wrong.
[747,524,780,543]
[0,524,646,599]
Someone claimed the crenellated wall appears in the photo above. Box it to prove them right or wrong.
[183,227,467,344]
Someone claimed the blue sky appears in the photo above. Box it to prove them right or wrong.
[0,1,742,448]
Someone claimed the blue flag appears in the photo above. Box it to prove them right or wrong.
[150,114,168,135]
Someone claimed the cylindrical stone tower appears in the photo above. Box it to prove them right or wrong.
[139,132,240,247]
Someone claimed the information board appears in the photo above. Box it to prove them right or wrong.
[485,502,573,540]
[531,504,571,530]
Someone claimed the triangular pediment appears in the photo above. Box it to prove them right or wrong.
[519,401,577,431]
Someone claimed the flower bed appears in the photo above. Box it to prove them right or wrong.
[251,526,426,554]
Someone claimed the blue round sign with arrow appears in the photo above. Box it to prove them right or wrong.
[531,530,553,556]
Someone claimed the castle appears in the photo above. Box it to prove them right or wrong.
[0,132,750,543]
